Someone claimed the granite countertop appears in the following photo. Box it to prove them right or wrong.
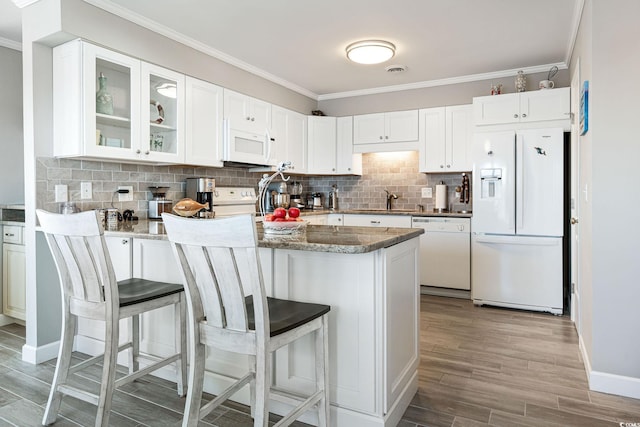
[300,209,472,218]
[103,219,424,254]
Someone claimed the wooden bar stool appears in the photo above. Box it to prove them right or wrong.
[162,213,330,427]
[36,209,187,427]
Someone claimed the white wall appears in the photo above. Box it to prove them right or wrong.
[0,46,24,204]
[570,0,640,397]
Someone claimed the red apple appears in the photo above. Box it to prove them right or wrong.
[264,214,274,222]
[288,207,300,218]
[273,207,287,219]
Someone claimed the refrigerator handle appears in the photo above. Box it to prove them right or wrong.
[516,133,524,231]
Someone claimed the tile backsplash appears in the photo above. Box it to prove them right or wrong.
[37,151,472,217]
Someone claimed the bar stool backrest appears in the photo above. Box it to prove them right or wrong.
[37,210,117,314]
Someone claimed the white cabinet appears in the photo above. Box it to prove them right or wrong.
[271,105,307,173]
[223,89,274,165]
[223,89,271,135]
[2,225,25,320]
[343,214,412,228]
[353,110,419,153]
[419,104,473,173]
[307,116,361,175]
[336,116,362,175]
[53,40,186,163]
[105,237,132,281]
[304,214,327,225]
[327,213,343,225]
[307,116,337,174]
[473,87,570,127]
[271,239,419,416]
[184,77,224,167]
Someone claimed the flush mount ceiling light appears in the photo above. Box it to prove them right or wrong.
[346,40,396,65]
[155,82,177,98]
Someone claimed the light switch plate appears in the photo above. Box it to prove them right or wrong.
[81,182,92,199]
[118,186,134,202]
[55,184,68,202]
[421,187,433,198]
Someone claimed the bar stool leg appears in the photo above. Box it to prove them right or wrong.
[130,314,140,374]
[42,310,77,425]
[316,314,330,427]
[182,341,206,427]
[253,351,269,427]
[175,296,187,396]
[95,318,119,427]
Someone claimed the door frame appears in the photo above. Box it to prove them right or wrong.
[569,58,581,331]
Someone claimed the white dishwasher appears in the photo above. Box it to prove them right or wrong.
[412,217,471,292]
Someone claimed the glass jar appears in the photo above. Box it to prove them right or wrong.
[515,70,526,93]
[96,72,114,115]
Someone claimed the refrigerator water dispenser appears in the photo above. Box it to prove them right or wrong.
[480,168,502,198]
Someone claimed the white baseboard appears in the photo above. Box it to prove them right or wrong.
[21,340,59,364]
[0,314,22,327]
[579,333,640,399]
[420,286,470,300]
[589,371,640,400]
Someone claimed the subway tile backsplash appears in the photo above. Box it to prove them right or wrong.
[37,151,472,217]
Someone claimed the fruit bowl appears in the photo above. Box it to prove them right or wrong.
[262,219,308,235]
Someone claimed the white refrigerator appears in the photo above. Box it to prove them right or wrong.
[471,128,564,314]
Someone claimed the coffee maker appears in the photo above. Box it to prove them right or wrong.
[289,181,304,209]
[148,186,172,220]
[186,177,215,218]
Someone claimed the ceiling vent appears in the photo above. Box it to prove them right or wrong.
[385,65,407,73]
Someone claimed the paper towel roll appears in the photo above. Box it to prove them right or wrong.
[435,184,448,211]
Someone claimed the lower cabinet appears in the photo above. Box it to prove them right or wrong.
[271,238,420,420]
[342,214,412,228]
[2,242,26,320]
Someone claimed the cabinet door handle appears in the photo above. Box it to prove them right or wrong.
[246,116,251,121]
[514,114,519,118]
[379,136,383,140]
[144,150,150,155]
[251,117,255,122]
[121,239,128,245]
[522,113,527,118]
[440,165,444,168]
[136,149,141,154]
[447,164,451,168]
[332,168,335,171]
[5,233,14,237]
[385,135,389,140]
[370,220,381,224]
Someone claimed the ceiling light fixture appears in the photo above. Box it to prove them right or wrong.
[155,82,177,98]
[346,40,396,65]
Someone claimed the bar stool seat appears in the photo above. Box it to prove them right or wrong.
[162,213,331,427]
[37,209,187,427]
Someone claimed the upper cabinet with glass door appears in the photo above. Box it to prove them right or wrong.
[142,63,185,163]
[53,39,185,163]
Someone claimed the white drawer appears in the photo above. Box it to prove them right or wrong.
[3,225,24,245]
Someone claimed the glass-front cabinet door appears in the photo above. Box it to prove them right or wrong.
[141,63,185,163]
[83,43,141,160]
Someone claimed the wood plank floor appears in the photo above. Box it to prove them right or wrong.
[1,296,639,426]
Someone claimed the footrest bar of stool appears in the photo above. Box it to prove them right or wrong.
[114,353,180,389]
[68,342,133,375]
[57,384,99,406]
[199,372,254,419]
[272,390,324,427]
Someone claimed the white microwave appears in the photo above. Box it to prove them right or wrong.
[223,119,275,166]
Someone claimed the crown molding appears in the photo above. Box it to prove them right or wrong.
[318,62,568,101]
[564,0,585,66]
[82,0,318,100]
[11,0,39,8]
[0,37,22,51]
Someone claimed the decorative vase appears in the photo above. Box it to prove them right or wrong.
[96,72,114,115]
[515,70,526,93]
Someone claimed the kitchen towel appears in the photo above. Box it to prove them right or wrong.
[435,183,448,211]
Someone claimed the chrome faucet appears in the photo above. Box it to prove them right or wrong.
[384,189,398,210]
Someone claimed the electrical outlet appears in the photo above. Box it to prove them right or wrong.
[81,182,92,199]
[118,186,134,202]
[421,187,433,198]
[54,184,68,202]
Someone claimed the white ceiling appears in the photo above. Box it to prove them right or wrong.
[0,0,582,100]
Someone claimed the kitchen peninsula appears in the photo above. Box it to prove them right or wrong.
[86,221,423,427]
